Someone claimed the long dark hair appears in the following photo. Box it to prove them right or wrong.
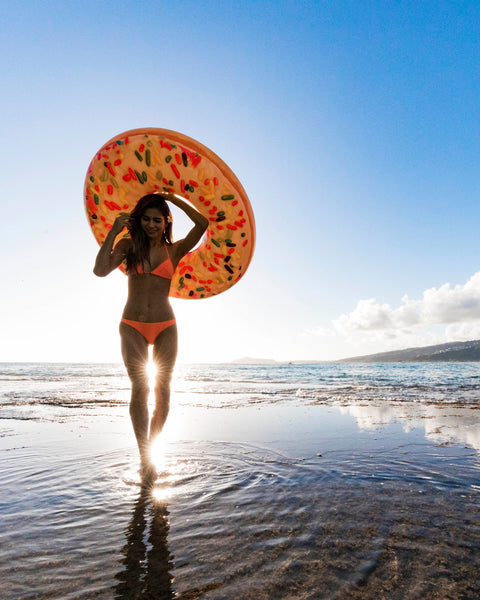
[126,194,173,273]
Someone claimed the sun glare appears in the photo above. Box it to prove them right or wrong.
[147,354,156,391]
[152,485,172,503]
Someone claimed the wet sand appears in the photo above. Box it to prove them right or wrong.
[1,398,479,599]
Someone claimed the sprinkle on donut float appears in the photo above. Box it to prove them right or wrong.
[84,128,255,299]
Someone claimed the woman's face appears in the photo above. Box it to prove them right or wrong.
[140,207,167,240]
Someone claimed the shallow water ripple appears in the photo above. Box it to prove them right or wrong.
[163,443,480,599]
[2,439,479,599]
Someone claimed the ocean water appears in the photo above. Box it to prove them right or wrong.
[1,362,480,599]
[3,360,480,411]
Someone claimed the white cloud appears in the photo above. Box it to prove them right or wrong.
[302,325,332,337]
[333,271,480,335]
[445,321,480,341]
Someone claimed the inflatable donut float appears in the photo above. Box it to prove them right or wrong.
[84,128,255,299]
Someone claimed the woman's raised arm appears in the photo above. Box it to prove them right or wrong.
[93,214,131,277]
[167,194,209,259]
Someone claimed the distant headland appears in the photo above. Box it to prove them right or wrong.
[338,339,480,363]
[231,340,480,364]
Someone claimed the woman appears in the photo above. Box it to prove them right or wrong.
[94,192,208,482]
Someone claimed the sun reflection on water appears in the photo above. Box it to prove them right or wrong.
[151,484,172,502]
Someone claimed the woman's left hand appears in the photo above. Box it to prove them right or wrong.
[159,191,177,202]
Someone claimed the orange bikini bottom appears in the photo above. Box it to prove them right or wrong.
[121,318,176,345]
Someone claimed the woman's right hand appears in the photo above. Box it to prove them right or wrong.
[93,213,131,277]
[112,212,131,233]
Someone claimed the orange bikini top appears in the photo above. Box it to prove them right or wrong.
[135,247,175,280]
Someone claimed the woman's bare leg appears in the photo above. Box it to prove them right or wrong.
[119,322,153,473]
[151,324,178,445]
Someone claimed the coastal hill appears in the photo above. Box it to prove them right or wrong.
[230,340,480,364]
[339,340,480,363]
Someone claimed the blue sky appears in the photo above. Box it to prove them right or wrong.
[2,0,480,362]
